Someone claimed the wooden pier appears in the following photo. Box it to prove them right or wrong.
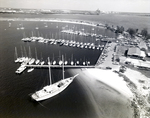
[25,64,96,68]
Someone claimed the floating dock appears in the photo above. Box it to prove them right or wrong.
[25,64,96,68]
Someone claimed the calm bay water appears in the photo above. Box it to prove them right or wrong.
[0,16,117,118]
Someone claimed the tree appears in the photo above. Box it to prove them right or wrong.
[115,26,124,34]
[95,9,100,15]
[135,29,139,33]
[120,26,124,33]
[115,26,120,33]
[141,28,148,38]
[126,28,136,37]
[146,34,150,40]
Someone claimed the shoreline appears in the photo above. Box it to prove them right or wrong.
[0,17,106,28]
[70,66,150,118]
[69,68,134,118]
[96,40,150,117]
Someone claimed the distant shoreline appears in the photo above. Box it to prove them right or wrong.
[0,17,103,26]
[0,17,106,28]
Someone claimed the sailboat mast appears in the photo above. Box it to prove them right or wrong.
[62,55,64,80]
[35,48,38,60]
[15,47,18,59]
[24,47,27,58]
[20,46,23,57]
[31,31,34,37]
[48,57,52,85]
[29,46,31,58]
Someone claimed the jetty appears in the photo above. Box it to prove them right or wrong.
[15,64,96,74]
[26,64,95,68]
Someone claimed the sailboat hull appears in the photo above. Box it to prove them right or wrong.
[31,74,78,101]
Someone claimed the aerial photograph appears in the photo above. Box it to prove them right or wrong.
[0,0,150,118]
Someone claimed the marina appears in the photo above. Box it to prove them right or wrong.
[15,56,96,74]
[21,36,105,50]
[0,0,150,116]
[13,19,111,75]
[2,12,150,118]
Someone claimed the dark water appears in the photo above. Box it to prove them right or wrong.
[0,17,116,118]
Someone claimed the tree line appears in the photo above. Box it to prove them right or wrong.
[105,24,150,40]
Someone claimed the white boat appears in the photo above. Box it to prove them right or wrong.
[28,58,35,65]
[52,53,56,65]
[28,47,35,65]
[83,62,86,65]
[35,48,40,65]
[31,56,79,101]
[35,60,40,65]
[40,61,45,65]
[64,61,68,65]
[92,46,95,50]
[27,68,34,72]
[15,65,26,74]
[19,57,26,63]
[15,58,20,63]
[80,45,84,48]
[71,61,74,65]
[71,54,74,65]
[53,61,56,65]
[87,61,90,65]
[85,45,88,49]
[59,60,63,65]
[21,57,30,65]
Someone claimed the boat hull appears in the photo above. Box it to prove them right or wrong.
[31,74,78,101]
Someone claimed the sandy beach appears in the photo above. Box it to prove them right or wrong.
[69,68,134,118]
[69,66,150,118]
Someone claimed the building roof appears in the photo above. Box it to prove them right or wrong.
[138,41,148,50]
[127,47,146,58]
[147,52,150,57]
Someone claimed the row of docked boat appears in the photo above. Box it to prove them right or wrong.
[15,56,45,74]
[15,55,91,74]
[61,29,108,38]
[21,36,105,50]
[15,55,91,66]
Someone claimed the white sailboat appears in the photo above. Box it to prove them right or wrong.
[52,53,56,65]
[28,47,35,65]
[15,65,26,74]
[27,68,34,73]
[35,48,40,65]
[64,54,68,65]
[31,56,79,101]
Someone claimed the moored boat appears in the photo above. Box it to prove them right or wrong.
[31,56,79,101]
[27,68,34,73]
[15,65,26,74]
